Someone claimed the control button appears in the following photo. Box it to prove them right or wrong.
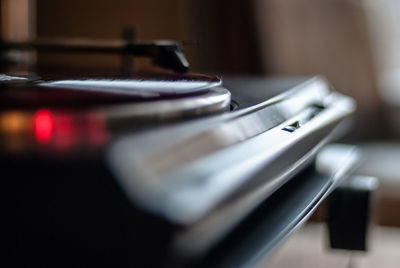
[282,121,300,132]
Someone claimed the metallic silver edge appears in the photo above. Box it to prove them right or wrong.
[107,77,354,225]
[99,86,231,122]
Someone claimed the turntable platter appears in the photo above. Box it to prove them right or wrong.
[38,74,222,98]
[0,72,231,153]
[0,72,230,113]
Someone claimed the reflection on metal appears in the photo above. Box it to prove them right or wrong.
[108,77,356,225]
[316,144,362,177]
[0,111,31,134]
[0,109,109,153]
[39,79,221,97]
[0,74,28,83]
[100,86,231,123]
[0,111,32,152]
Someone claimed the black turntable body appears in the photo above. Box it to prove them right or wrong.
[1,41,356,267]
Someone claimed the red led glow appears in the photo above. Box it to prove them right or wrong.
[32,110,109,151]
[87,114,110,146]
[34,110,54,143]
[53,114,77,150]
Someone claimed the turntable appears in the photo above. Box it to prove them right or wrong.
[1,40,357,267]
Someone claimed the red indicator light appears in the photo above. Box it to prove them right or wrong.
[87,114,109,146]
[53,114,77,150]
[34,110,54,143]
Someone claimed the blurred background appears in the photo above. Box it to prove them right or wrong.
[2,0,400,267]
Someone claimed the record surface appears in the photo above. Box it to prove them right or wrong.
[0,72,231,154]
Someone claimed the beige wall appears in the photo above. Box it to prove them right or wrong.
[253,0,389,140]
[1,0,35,41]
[254,0,380,109]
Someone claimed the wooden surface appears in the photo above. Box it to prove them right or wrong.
[265,223,400,268]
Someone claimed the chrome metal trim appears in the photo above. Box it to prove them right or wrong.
[99,86,231,122]
[172,117,359,258]
[107,77,355,225]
